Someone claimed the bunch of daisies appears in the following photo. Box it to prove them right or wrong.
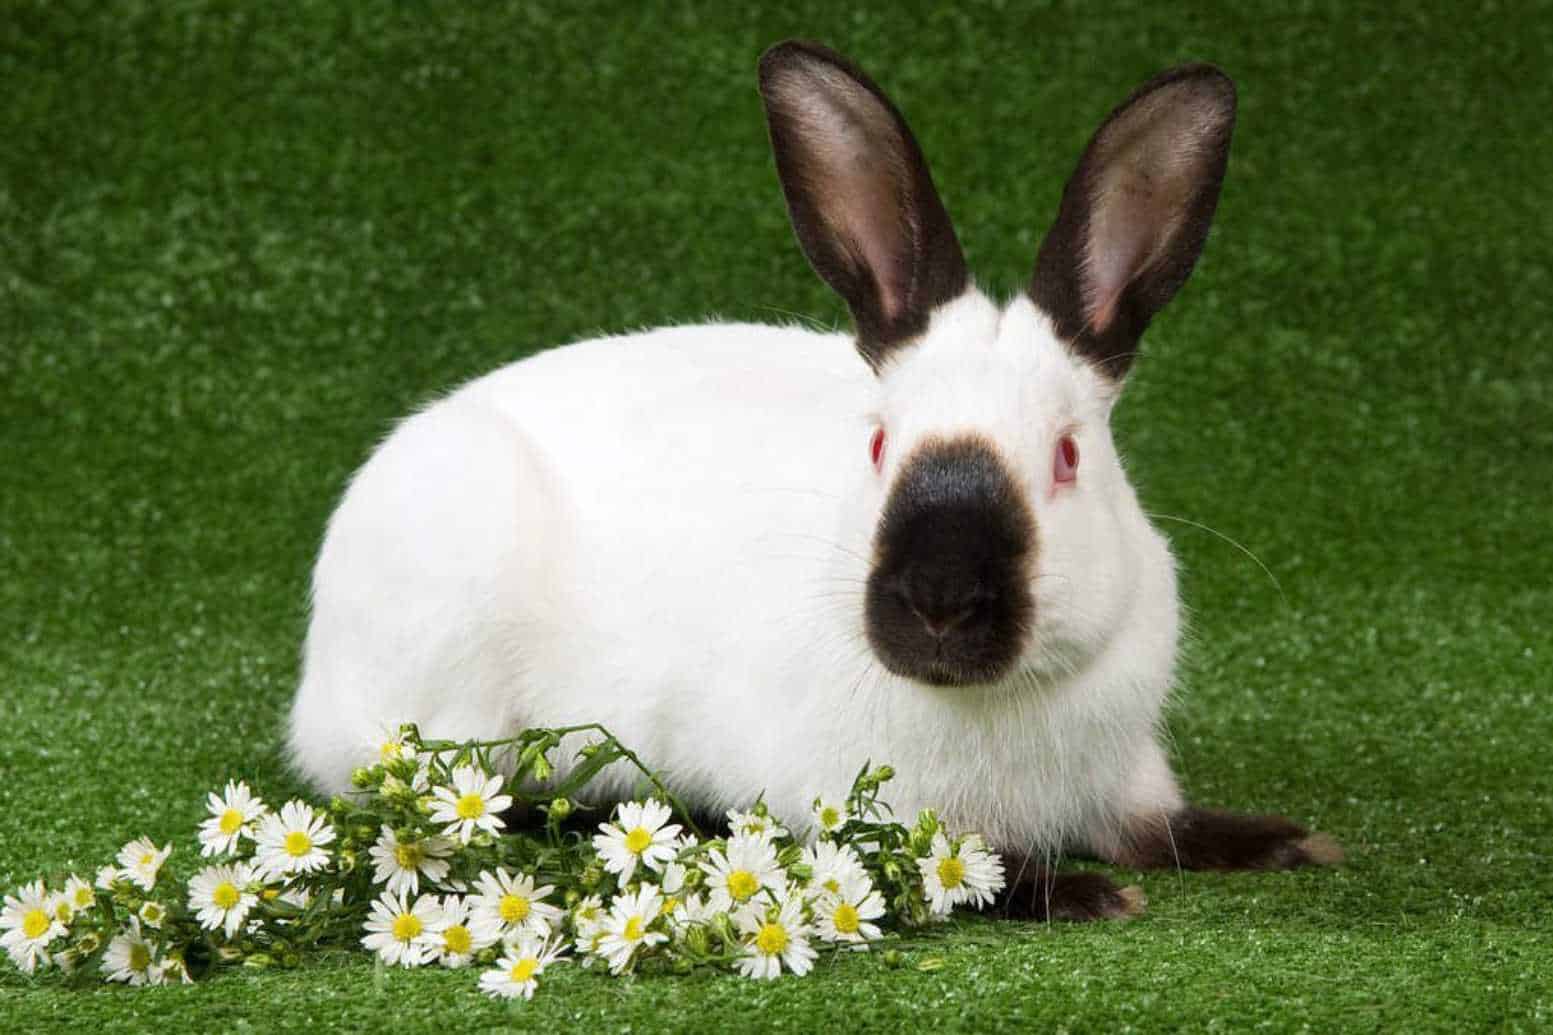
[1,723,1004,999]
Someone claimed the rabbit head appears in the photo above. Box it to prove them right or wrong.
[758,42,1235,689]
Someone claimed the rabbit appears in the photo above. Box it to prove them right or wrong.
[288,39,1341,920]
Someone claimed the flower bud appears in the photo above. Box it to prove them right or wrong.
[753,800,770,818]
[882,949,903,968]
[787,863,813,884]
[580,865,603,889]
[564,888,581,909]
[882,860,903,884]
[872,765,895,784]
[350,767,379,789]
[532,754,554,782]
[685,924,710,956]
[337,849,357,874]
[548,796,572,821]
[672,956,694,975]
[579,742,602,760]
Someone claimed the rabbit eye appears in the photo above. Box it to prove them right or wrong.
[870,426,887,470]
[1053,434,1079,485]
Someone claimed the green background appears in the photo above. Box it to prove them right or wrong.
[3,1,1549,1031]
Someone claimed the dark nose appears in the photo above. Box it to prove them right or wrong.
[896,568,986,639]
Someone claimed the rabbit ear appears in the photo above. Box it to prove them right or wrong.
[759,41,969,372]
[1029,65,1236,379]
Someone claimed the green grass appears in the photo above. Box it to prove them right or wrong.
[3,1,1550,1031]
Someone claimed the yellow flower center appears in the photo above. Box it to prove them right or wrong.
[455,793,486,820]
[73,887,94,908]
[392,912,423,942]
[142,903,164,921]
[128,943,151,972]
[499,894,531,923]
[219,808,244,835]
[823,878,840,894]
[624,826,652,855]
[22,909,51,940]
[820,806,841,828]
[937,856,966,890]
[623,916,644,942]
[394,842,424,869]
[139,853,156,867]
[212,882,241,910]
[509,957,538,983]
[662,896,679,914]
[284,831,313,858]
[54,901,74,923]
[444,924,473,955]
[727,869,759,902]
[832,903,860,935]
[755,922,788,955]
[380,740,403,762]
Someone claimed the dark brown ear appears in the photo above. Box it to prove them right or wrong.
[758,40,969,372]
[1029,64,1236,379]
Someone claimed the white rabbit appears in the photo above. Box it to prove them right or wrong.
[289,40,1339,919]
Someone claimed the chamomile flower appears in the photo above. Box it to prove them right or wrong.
[138,900,167,929]
[197,780,267,857]
[253,800,335,879]
[591,800,681,882]
[94,865,122,891]
[727,808,788,841]
[595,885,668,974]
[668,891,716,935]
[429,766,511,845]
[54,875,95,923]
[469,868,563,942]
[478,933,568,1000]
[801,840,868,899]
[360,890,441,967]
[735,893,816,980]
[811,797,847,835]
[116,837,172,892]
[917,832,1005,914]
[570,894,607,956]
[2,881,66,974]
[188,861,259,939]
[702,832,783,912]
[813,873,885,945]
[155,954,193,985]
[101,917,159,986]
[368,827,453,897]
[417,895,498,968]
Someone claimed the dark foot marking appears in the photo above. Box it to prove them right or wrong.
[1118,807,1345,871]
[1000,870,1147,922]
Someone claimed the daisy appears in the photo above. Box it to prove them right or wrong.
[2,880,66,974]
[54,874,96,923]
[155,954,193,985]
[591,800,681,882]
[917,832,1005,914]
[197,780,267,857]
[469,868,563,942]
[429,765,511,844]
[478,932,568,1000]
[735,893,816,980]
[812,797,847,835]
[94,865,122,891]
[668,891,716,936]
[416,894,499,968]
[727,808,788,841]
[801,840,868,899]
[101,917,160,986]
[570,894,607,956]
[701,832,783,912]
[368,827,453,897]
[594,885,667,974]
[116,837,172,892]
[360,890,442,967]
[188,861,260,939]
[138,900,167,929]
[253,799,335,879]
[813,872,885,946]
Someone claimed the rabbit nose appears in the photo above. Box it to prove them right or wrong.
[897,573,984,639]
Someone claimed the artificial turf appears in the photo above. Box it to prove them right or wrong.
[2,1,1550,1031]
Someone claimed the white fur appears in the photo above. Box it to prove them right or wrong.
[288,287,1184,857]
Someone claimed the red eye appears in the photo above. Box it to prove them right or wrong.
[1054,434,1079,485]
[870,426,887,469]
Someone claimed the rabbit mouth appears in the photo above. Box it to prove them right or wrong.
[864,435,1036,688]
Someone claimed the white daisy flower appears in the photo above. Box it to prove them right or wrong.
[668,891,717,936]
[116,837,172,892]
[478,932,568,1000]
[595,885,668,974]
[101,918,160,985]
[55,875,96,923]
[812,797,847,835]
[591,800,681,882]
[197,780,267,857]
[377,731,409,764]
[94,865,122,891]
[428,765,512,845]
[469,868,563,942]
[188,861,259,939]
[801,840,869,899]
[917,832,1005,914]
[368,827,453,897]
[727,808,788,841]
[813,872,885,945]
[702,832,783,912]
[253,800,335,879]
[735,893,816,980]
[416,894,499,969]
[570,894,607,956]
[155,955,193,985]
[360,890,441,968]
[138,900,167,929]
[2,880,67,974]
